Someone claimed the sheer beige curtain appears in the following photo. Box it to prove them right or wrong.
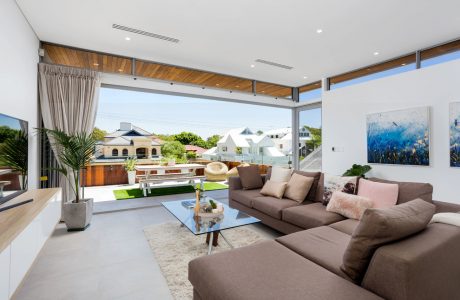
[38,63,101,207]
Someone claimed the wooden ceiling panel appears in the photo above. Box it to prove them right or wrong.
[329,54,416,85]
[43,44,132,74]
[299,81,321,93]
[421,39,460,60]
[255,82,292,98]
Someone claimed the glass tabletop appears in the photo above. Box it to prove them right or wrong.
[162,198,260,235]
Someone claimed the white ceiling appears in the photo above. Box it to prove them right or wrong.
[16,0,460,87]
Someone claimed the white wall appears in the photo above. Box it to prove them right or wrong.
[0,0,39,188]
[322,59,460,203]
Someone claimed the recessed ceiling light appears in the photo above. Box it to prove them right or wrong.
[125,37,131,41]
[235,85,240,88]
[303,76,308,79]
[261,91,265,93]
[316,29,323,34]
[373,52,379,56]
[401,63,406,66]
[93,63,99,66]
[216,84,220,86]
[250,64,255,68]
[118,68,123,72]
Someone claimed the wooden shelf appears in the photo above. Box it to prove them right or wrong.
[0,188,61,253]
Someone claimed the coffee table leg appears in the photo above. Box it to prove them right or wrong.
[220,231,234,249]
[207,238,213,255]
[206,231,220,255]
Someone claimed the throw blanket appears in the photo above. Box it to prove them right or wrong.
[430,212,460,227]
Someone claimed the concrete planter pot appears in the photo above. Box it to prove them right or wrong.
[63,198,93,231]
[127,170,136,185]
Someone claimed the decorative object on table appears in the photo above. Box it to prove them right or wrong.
[205,161,228,181]
[322,174,358,206]
[450,102,460,167]
[124,156,137,185]
[367,106,430,166]
[37,128,97,231]
[194,188,201,216]
[196,199,225,218]
[343,164,372,178]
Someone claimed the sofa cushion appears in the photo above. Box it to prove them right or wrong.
[368,177,433,204]
[189,240,383,300]
[341,199,436,283]
[292,170,322,202]
[282,202,346,229]
[270,166,292,182]
[329,219,359,235]
[230,189,262,208]
[252,196,300,219]
[260,180,288,199]
[326,191,374,220]
[276,226,351,279]
[362,223,460,300]
[237,165,263,190]
[284,173,315,203]
[357,178,398,208]
[323,174,358,205]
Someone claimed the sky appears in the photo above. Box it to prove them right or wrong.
[95,88,322,138]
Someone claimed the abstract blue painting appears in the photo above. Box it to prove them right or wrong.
[367,107,430,166]
[450,102,460,167]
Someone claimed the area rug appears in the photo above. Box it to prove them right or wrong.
[114,182,228,200]
[143,222,266,300]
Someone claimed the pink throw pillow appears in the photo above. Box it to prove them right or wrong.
[326,191,374,220]
[358,178,399,209]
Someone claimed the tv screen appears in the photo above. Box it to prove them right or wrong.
[0,113,28,205]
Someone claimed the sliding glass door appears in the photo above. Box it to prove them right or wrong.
[296,106,322,171]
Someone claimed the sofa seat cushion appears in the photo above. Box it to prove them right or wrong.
[329,219,360,235]
[276,226,351,279]
[252,196,301,219]
[282,202,346,229]
[230,189,262,208]
[189,240,383,300]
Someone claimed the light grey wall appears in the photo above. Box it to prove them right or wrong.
[0,0,40,188]
[322,59,460,203]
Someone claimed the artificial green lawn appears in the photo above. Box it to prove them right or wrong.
[113,182,228,200]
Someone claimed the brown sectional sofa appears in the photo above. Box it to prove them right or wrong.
[189,171,460,300]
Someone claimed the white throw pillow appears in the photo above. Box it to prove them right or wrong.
[270,166,292,182]
[326,191,374,220]
[260,180,288,199]
[430,212,460,227]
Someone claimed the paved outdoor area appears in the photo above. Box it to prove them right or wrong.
[13,190,278,300]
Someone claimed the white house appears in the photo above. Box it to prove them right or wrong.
[265,127,312,155]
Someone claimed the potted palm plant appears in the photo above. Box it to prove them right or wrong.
[38,128,97,231]
[124,156,137,185]
[0,130,28,190]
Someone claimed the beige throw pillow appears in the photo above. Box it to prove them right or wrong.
[341,199,435,283]
[260,180,288,199]
[284,173,314,203]
[326,191,374,220]
[270,166,292,182]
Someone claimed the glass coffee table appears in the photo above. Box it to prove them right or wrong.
[162,198,260,255]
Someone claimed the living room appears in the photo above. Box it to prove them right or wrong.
[1,0,460,299]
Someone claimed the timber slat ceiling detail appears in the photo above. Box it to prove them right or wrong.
[43,43,292,98]
[299,81,321,93]
[43,44,132,74]
[329,54,416,85]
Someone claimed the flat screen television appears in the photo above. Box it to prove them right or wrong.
[0,113,28,205]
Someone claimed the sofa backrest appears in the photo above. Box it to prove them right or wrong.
[367,178,433,204]
[362,223,460,300]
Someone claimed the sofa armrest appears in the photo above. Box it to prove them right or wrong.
[433,200,460,213]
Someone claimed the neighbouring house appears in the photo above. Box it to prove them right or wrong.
[185,145,207,157]
[202,127,288,165]
[97,122,162,160]
[264,127,312,155]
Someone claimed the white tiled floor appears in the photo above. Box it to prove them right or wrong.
[13,191,278,300]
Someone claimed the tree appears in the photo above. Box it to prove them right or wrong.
[161,141,186,159]
[305,126,322,149]
[92,127,108,141]
[206,134,221,148]
[155,134,175,142]
[256,130,264,136]
[0,126,19,143]
[172,132,208,148]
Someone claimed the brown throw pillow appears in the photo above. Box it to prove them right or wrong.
[284,173,314,203]
[237,165,263,190]
[341,199,435,283]
[260,180,288,199]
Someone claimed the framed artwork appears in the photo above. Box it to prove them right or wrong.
[450,102,460,167]
[367,107,430,166]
